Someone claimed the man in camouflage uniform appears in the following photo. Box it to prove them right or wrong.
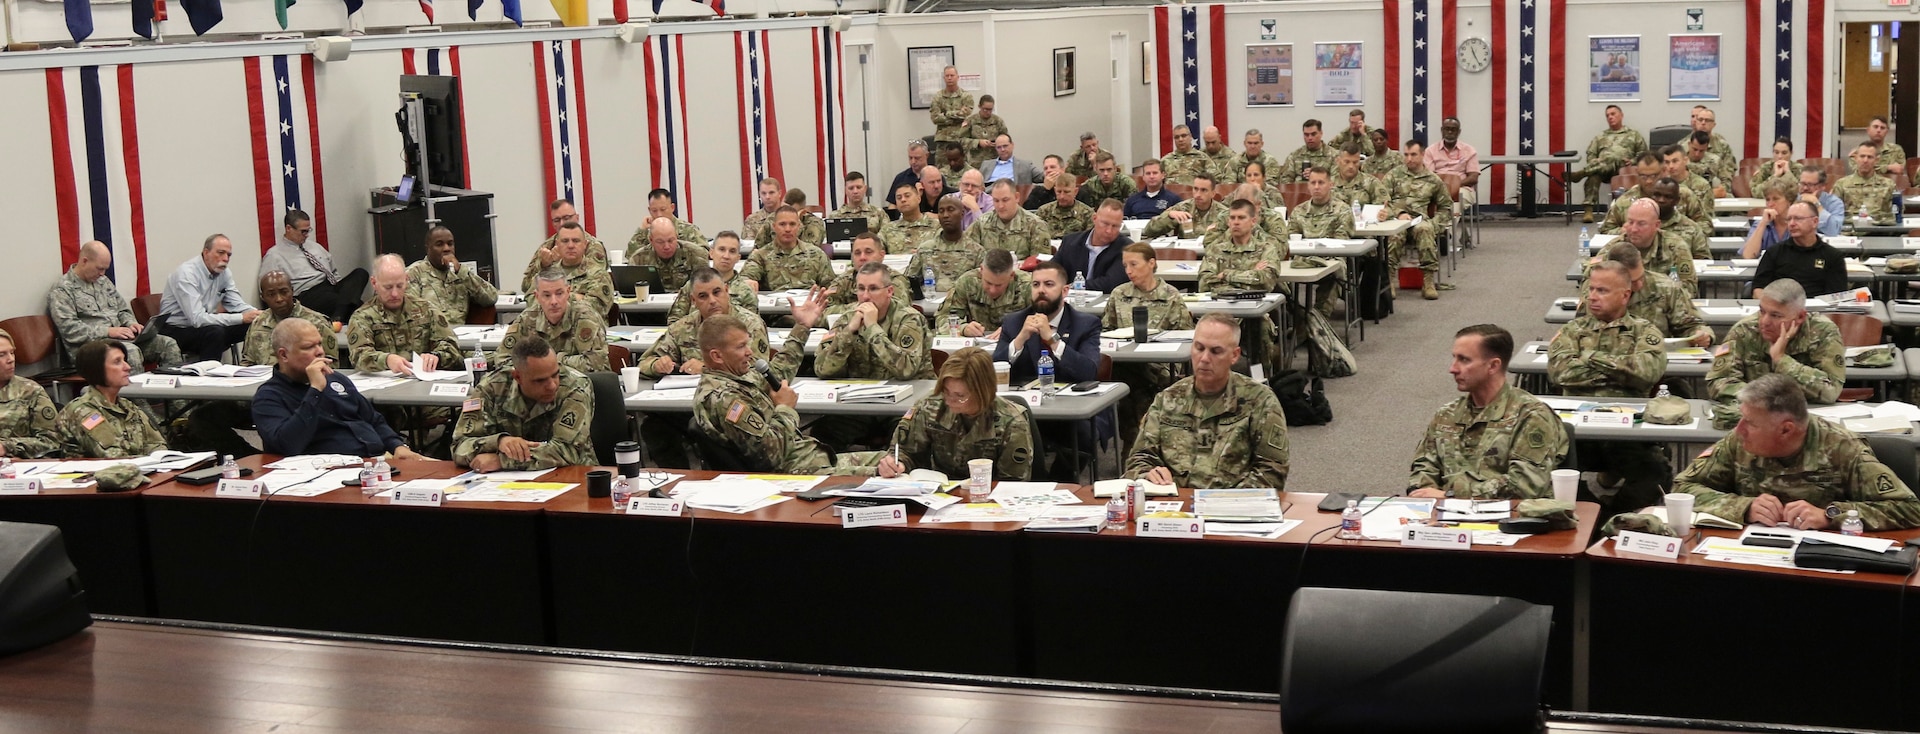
[1601,174,1709,260]
[742,178,784,242]
[1035,173,1094,238]
[1200,126,1238,185]
[58,340,168,459]
[814,262,934,453]
[494,269,608,373]
[1867,116,1908,177]
[1127,314,1290,489]
[1678,373,1920,531]
[1103,242,1195,449]
[347,255,464,375]
[1332,145,1385,208]
[1408,324,1569,500]
[690,313,881,474]
[928,66,974,157]
[0,328,60,458]
[1160,124,1212,185]
[1234,129,1285,188]
[667,232,755,322]
[937,147,974,189]
[1684,130,1737,200]
[626,217,710,293]
[880,184,939,254]
[1329,109,1375,156]
[1614,198,1698,294]
[453,336,596,472]
[753,189,828,248]
[1363,129,1402,178]
[940,249,1031,337]
[407,225,498,327]
[1199,199,1286,292]
[743,206,835,292]
[1280,120,1335,183]
[644,189,704,244]
[1065,132,1111,179]
[962,95,1007,168]
[1663,145,1715,224]
[241,271,337,367]
[910,197,986,295]
[1706,279,1843,419]
[825,234,913,310]
[521,222,615,317]
[1144,173,1228,239]
[1380,141,1454,299]
[1288,166,1355,240]
[964,180,1052,258]
[1832,143,1898,226]
[531,199,607,266]
[1586,243,1712,347]
[1077,153,1137,207]
[48,240,183,372]
[1548,261,1670,509]
[1566,105,1648,222]
[1597,154,1667,231]
[1690,108,1739,193]
[641,270,811,468]
[829,172,890,235]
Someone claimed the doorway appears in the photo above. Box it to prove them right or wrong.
[1840,22,1895,130]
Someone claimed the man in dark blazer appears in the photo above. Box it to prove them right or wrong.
[1050,200,1131,293]
[993,260,1102,385]
[976,133,1045,201]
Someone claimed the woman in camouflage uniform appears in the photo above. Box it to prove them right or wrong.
[876,347,1034,481]
[58,339,168,459]
[1102,243,1196,450]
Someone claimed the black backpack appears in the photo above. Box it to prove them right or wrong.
[1269,370,1333,426]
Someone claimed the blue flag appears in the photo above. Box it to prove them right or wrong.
[65,0,93,42]
[180,0,223,35]
[501,0,520,25]
[131,0,155,39]
[467,0,481,19]
[344,0,362,13]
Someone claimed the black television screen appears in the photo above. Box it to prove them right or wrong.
[400,74,465,190]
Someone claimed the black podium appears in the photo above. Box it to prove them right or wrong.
[369,186,499,285]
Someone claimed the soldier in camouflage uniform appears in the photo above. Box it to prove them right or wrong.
[47,240,183,372]
[1584,243,1713,346]
[816,263,934,381]
[1329,110,1376,156]
[0,329,60,459]
[241,271,337,367]
[644,189,705,244]
[1127,314,1290,489]
[1866,116,1908,176]
[928,66,974,157]
[963,181,1052,258]
[641,271,809,468]
[1832,143,1898,226]
[1408,324,1570,500]
[940,249,1032,337]
[1064,132,1111,179]
[1678,373,1920,531]
[1706,280,1844,417]
[1199,200,1287,292]
[1661,147,1715,229]
[1280,121,1336,183]
[829,173,891,234]
[743,207,835,292]
[876,346,1034,481]
[521,223,615,317]
[1144,173,1228,239]
[1035,174,1094,238]
[1549,262,1672,509]
[58,339,168,459]
[690,314,882,474]
[1232,130,1285,188]
[753,189,829,248]
[534,200,608,265]
[1749,139,1804,195]
[1160,124,1213,186]
[453,336,596,471]
[407,226,499,327]
[1288,166,1356,240]
[962,95,1007,168]
[626,218,710,294]
[667,232,756,322]
[910,198,987,295]
[347,255,464,375]
[936,147,974,190]
[1363,129,1402,178]
[1566,105,1648,221]
[742,179,784,244]
[1612,199,1698,294]
[1103,242,1195,449]
[825,234,913,310]
[1601,177,1710,260]
[1200,126,1239,185]
[1332,146,1386,207]
[1077,153,1137,206]
[494,270,608,373]
[880,185,939,254]
[1380,142,1455,299]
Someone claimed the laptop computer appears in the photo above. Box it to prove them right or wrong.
[825,217,869,244]
[609,265,662,298]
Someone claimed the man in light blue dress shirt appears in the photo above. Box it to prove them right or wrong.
[258,209,369,322]
[158,234,260,361]
[1799,168,1844,237]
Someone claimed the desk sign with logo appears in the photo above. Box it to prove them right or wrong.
[627,497,684,516]
[841,504,907,528]
[1615,529,1683,559]
[0,478,43,495]
[1403,525,1472,550]
[392,486,444,507]
[1576,412,1635,427]
[215,478,264,499]
[430,383,471,397]
[1136,517,1204,539]
[144,376,179,389]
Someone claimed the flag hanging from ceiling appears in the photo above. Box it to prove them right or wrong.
[65,0,93,42]
[45,64,154,295]
[811,26,845,211]
[534,39,596,234]
[1150,4,1227,155]
[1744,0,1828,159]
[735,29,786,218]
[645,34,695,222]
[244,54,331,255]
[1479,0,1564,206]
[549,0,587,26]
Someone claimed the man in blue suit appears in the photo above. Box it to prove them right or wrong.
[994,260,1106,478]
[1050,200,1132,293]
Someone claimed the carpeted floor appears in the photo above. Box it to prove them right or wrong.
[1285,216,1585,494]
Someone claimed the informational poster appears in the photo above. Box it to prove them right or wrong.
[1246,43,1294,107]
[907,46,954,110]
[1668,34,1720,101]
[1588,36,1641,101]
[1314,42,1363,106]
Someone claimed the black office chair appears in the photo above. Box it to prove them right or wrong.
[1647,124,1692,150]
[586,372,630,465]
[1865,434,1918,490]
[688,425,775,472]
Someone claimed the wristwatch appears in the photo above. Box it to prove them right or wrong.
[1825,503,1845,520]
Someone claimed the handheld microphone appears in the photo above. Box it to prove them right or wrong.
[751,358,780,392]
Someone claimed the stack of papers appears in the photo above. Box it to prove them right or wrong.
[989,483,1079,510]
[1091,478,1178,497]
[1153,330,1196,342]
[1356,497,1437,540]
[1666,348,1713,363]
[671,479,791,513]
[652,375,701,390]
[921,503,1032,524]
[792,380,914,404]
[1438,499,1511,522]
[1193,488,1282,520]
[174,361,272,378]
[1023,505,1109,532]
[348,374,407,391]
[713,474,827,493]
[633,388,697,401]
[1204,519,1301,540]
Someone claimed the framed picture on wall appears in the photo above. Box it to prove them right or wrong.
[1588,35,1641,102]
[1054,47,1077,97]
[1246,43,1294,107]
[1668,34,1721,101]
[907,46,955,110]
[1313,42,1363,106]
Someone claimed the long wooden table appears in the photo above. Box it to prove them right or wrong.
[0,464,187,615]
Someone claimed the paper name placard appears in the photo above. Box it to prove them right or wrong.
[215,478,264,498]
[627,497,684,516]
[841,504,908,528]
[392,486,444,507]
[1615,529,1683,559]
[430,383,471,397]
[1402,525,1472,550]
[0,478,43,495]
[144,376,179,389]
[1136,517,1204,539]
[1576,412,1635,427]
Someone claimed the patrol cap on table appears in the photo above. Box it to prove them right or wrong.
[94,463,148,492]
[1643,394,1692,425]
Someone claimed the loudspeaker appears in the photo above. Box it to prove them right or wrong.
[309,36,353,63]
[0,522,91,656]
[1280,587,1549,734]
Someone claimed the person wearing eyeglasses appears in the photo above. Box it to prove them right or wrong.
[1751,201,1848,299]
[876,346,1034,481]
[260,209,369,323]
[1739,180,1798,259]
[1797,167,1847,237]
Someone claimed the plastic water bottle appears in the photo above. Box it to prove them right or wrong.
[1072,271,1086,291]
[1351,200,1362,224]
[0,458,14,479]
[1338,500,1363,540]
[220,455,240,479]
[922,264,937,293]
[1857,203,1871,232]
[609,474,634,510]
[358,459,377,498]
[1105,491,1129,528]
[1037,350,1055,391]
[1841,509,1864,537]
[1895,191,1905,221]
[1656,384,1671,399]
[1578,226,1591,258]
[371,457,392,492]
[466,344,489,378]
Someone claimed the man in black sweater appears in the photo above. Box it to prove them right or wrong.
[1752,200,1848,299]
